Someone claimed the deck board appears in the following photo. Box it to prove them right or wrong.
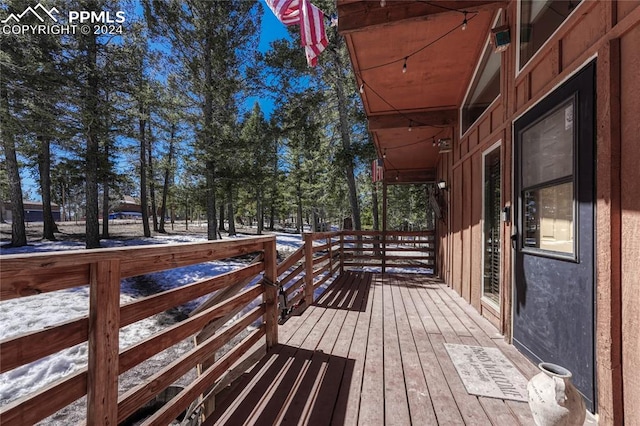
[390,281,438,424]
[358,274,384,426]
[207,272,536,425]
[382,277,410,425]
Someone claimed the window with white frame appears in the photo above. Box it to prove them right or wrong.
[461,12,502,136]
[518,0,582,69]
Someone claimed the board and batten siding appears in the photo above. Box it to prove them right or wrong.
[436,1,640,424]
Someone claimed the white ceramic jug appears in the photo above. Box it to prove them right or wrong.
[527,362,586,426]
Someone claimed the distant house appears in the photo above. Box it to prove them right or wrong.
[109,196,144,219]
[1,200,61,222]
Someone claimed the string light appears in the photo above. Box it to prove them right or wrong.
[359,83,364,94]
[358,76,450,130]
[408,120,413,132]
[402,57,407,74]
[359,11,479,73]
[383,149,387,159]
[461,12,468,31]
[380,0,386,7]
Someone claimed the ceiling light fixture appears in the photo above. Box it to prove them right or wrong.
[461,12,468,31]
[402,57,407,74]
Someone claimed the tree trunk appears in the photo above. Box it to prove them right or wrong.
[205,161,217,240]
[139,106,150,238]
[185,195,189,231]
[269,202,275,231]
[1,123,27,246]
[227,184,236,236]
[148,121,158,232]
[256,188,263,235]
[85,31,101,249]
[101,142,110,239]
[312,208,319,232]
[202,28,218,240]
[296,183,303,234]
[331,47,361,231]
[218,200,225,232]
[37,136,57,240]
[158,124,175,234]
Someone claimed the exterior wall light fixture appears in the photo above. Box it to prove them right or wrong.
[491,25,511,53]
[437,180,448,191]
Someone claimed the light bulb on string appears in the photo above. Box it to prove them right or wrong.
[461,12,468,31]
[359,83,364,94]
[383,149,387,159]
[408,120,412,132]
[402,57,407,74]
[380,0,386,7]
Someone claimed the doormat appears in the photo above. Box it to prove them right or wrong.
[444,343,529,402]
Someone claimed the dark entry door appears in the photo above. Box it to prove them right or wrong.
[513,63,595,410]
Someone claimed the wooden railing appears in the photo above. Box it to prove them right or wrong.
[275,230,434,316]
[0,236,278,425]
[276,231,342,317]
[341,230,435,273]
[0,230,435,425]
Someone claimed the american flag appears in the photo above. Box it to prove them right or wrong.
[372,159,384,183]
[266,0,329,67]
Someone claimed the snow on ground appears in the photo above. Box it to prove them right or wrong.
[0,231,304,412]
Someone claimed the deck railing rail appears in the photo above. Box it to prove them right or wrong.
[341,230,435,273]
[0,236,278,425]
[0,229,434,424]
[276,231,342,317]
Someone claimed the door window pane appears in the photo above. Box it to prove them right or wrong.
[523,181,574,254]
[519,0,581,69]
[521,100,573,188]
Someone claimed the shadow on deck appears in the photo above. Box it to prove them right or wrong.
[206,271,538,426]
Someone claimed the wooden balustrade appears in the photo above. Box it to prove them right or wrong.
[340,230,436,273]
[0,229,435,424]
[276,231,342,318]
[0,236,277,425]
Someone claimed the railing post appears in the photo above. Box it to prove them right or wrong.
[304,233,314,307]
[328,236,333,276]
[264,238,278,350]
[87,260,120,426]
[382,182,388,274]
[339,233,344,274]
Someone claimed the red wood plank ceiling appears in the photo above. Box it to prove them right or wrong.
[337,0,503,183]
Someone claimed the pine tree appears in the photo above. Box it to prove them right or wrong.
[144,0,261,240]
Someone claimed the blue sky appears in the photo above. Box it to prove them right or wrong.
[20,1,293,201]
[251,0,293,117]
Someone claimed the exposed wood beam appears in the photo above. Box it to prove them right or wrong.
[384,168,437,184]
[338,1,502,34]
[368,109,457,131]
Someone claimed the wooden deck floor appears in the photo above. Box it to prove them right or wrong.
[206,272,539,425]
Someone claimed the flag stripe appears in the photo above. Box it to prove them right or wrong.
[266,0,328,66]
